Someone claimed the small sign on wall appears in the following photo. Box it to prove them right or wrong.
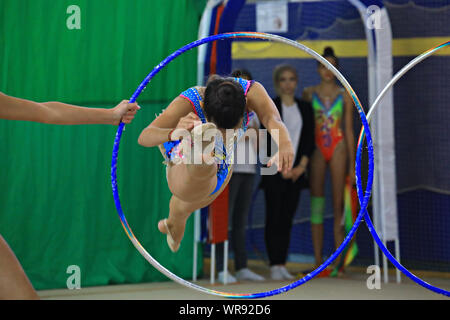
[256,1,288,33]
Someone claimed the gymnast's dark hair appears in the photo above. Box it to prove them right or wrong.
[231,69,253,81]
[204,75,246,129]
[319,46,339,67]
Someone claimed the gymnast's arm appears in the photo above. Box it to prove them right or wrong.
[0,92,140,125]
[246,81,294,173]
[138,96,199,147]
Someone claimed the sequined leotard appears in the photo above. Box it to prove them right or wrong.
[311,90,344,162]
[161,77,254,195]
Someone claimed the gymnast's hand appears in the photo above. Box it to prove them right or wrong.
[267,140,295,175]
[170,112,202,140]
[112,100,141,125]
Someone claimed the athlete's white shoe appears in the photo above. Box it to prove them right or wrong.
[236,268,265,281]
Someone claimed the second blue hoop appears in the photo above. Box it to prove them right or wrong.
[356,41,450,297]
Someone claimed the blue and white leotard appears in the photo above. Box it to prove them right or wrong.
[162,77,254,196]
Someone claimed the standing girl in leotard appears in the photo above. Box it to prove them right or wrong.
[138,75,294,253]
[302,47,355,274]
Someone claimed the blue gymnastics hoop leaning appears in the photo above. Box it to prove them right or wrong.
[356,41,450,297]
[110,32,375,299]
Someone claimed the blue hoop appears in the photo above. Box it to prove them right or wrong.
[356,41,450,297]
[111,32,374,298]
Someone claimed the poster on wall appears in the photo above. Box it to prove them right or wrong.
[256,1,288,33]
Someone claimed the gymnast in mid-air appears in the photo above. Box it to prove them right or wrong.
[0,92,140,299]
[138,75,294,252]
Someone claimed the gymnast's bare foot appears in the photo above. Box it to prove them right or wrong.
[158,218,186,253]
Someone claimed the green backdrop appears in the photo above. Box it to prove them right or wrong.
[0,0,206,290]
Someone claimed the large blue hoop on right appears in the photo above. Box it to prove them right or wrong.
[356,41,450,297]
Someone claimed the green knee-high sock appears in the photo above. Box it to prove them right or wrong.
[311,196,325,225]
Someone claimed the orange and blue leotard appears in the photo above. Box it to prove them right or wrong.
[162,77,254,195]
[312,91,344,162]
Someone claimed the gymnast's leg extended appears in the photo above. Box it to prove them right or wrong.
[157,126,228,252]
[158,163,228,252]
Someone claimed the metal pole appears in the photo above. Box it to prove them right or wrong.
[210,244,216,284]
[193,210,200,281]
[395,238,402,283]
[223,240,229,284]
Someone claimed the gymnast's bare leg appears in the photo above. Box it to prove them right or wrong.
[157,128,232,252]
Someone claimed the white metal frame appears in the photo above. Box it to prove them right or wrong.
[349,0,401,283]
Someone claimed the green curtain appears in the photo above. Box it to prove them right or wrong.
[0,0,205,290]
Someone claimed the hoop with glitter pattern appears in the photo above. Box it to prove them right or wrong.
[111,32,375,299]
[356,41,450,297]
